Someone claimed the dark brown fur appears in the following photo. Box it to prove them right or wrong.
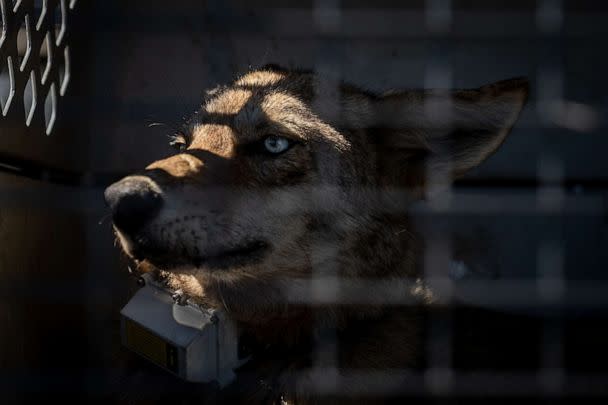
[109,65,528,403]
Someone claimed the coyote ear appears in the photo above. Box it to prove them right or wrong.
[346,78,529,191]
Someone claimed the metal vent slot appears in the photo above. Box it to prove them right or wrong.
[58,44,68,95]
[23,69,36,125]
[16,14,31,71]
[43,81,56,134]
[53,0,65,46]
[0,2,6,47]
[34,0,45,30]
[39,30,50,84]
[0,56,15,116]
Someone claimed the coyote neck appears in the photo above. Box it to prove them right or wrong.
[243,214,425,346]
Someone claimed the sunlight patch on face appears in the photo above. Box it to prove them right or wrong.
[205,88,253,115]
[191,123,235,156]
[235,70,286,87]
[260,91,352,153]
[261,92,309,128]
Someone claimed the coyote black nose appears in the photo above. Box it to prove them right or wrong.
[104,177,163,233]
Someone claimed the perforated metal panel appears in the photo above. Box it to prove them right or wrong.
[0,0,75,132]
[0,0,84,171]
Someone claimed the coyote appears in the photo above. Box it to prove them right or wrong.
[105,65,528,403]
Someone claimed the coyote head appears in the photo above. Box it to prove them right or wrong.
[105,66,528,326]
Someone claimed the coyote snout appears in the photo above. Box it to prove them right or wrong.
[104,176,163,233]
[105,64,528,401]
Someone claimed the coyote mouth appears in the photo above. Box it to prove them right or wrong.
[197,241,270,269]
[135,240,270,271]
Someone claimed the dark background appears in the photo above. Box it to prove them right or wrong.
[1,0,608,402]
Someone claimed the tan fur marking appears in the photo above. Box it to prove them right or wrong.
[235,70,287,87]
[191,124,235,157]
[205,88,253,115]
[145,153,204,178]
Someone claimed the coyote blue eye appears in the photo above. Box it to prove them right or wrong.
[263,135,291,154]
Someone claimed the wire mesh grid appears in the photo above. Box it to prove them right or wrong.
[277,0,608,400]
[0,0,607,402]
